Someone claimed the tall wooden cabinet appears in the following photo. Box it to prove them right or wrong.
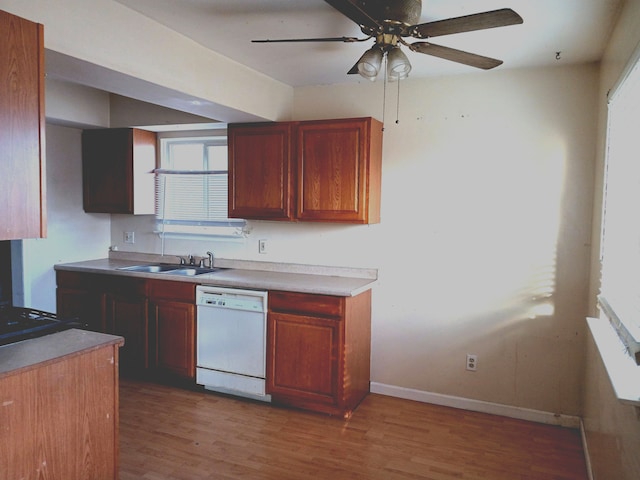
[267,290,372,418]
[82,128,156,214]
[0,9,46,240]
[229,117,383,224]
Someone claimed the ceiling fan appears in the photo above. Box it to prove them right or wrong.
[252,0,523,81]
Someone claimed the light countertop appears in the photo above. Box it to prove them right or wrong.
[0,329,124,379]
[54,255,377,297]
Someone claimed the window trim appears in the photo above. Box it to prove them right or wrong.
[597,42,640,375]
[154,129,246,240]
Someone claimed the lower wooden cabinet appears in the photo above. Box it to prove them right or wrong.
[106,291,148,375]
[56,270,373,415]
[56,272,197,381]
[267,290,371,417]
[0,331,122,479]
[148,280,196,380]
[56,271,106,332]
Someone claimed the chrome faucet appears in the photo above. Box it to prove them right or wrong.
[198,252,215,268]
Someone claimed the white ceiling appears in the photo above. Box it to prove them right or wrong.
[113,0,623,87]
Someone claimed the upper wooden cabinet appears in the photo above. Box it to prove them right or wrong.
[82,128,156,214]
[228,117,383,224]
[228,122,294,220]
[0,10,46,240]
[297,118,383,223]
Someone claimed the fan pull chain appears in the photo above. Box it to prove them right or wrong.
[381,54,388,131]
[396,77,400,124]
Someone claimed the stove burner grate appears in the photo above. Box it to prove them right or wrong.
[0,306,83,346]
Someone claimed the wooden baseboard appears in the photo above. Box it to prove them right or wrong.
[370,382,581,428]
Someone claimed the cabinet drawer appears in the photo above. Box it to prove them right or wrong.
[269,291,343,318]
[56,271,104,290]
[148,280,195,302]
[104,276,147,296]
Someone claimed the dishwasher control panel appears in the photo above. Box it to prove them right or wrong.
[196,286,267,313]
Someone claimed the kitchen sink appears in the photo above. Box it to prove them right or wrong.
[163,267,223,276]
[117,264,224,276]
[118,264,181,273]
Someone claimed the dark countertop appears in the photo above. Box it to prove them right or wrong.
[0,329,124,379]
[54,257,377,297]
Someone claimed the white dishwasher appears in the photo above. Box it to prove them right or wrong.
[196,285,270,402]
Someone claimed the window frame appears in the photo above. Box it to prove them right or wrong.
[154,129,246,239]
[598,46,640,365]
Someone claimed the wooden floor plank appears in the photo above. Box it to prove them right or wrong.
[119,380,589,480]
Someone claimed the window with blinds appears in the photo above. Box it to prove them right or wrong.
[155,134,245,237]
[599,51,640,363]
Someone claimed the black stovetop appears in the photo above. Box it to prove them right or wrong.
[0,306,83,346]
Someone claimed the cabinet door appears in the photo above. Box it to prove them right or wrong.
[82,128,156,214]
[106,293,148,374]
[297,118,382,223]
[0,11,45,240]
[56,271,107,332]
[267,311,342,407]
[149,300,195,379]
[57,288,106,332]
[228,123,294,220]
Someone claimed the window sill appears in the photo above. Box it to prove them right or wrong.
[587,317,640,407]
[154,223,247,241]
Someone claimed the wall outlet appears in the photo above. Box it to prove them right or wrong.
[124,231,135,244]
[258,239,267,254]
[466,354,478,371]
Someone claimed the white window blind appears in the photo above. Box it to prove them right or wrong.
[155,170,237,224]
[599,52,640,362]
[155,134,245,237]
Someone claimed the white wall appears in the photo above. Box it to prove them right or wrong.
[293,65,597,416]
[0,0,293,123]
[112,63,598,416]
[17,124,111,311]
[45,78,110,128]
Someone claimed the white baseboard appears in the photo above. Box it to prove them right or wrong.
[370,382,581,428]
[580,420,595,480]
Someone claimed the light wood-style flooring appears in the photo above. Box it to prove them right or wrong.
[119,379,589,480]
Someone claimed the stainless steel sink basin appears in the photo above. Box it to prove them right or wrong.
[117,264,224,276]
[164,267,223,276]
[118,264,181,273]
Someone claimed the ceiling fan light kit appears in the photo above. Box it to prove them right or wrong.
[252,0,524,81]
[357,46,385,80]
[386,46,412,81]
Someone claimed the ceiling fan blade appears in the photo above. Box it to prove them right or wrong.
[347,61,359,74]
[252,36,365,43]
[324,0,382,31]
[413,8,523,38]
[411,42,503,70]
